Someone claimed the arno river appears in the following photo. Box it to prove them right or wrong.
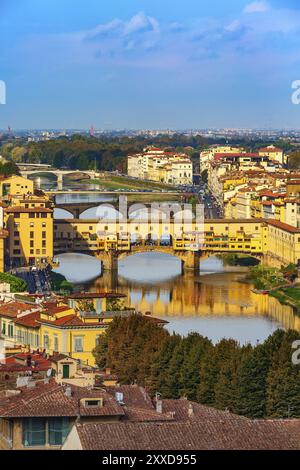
[38,175,300,345]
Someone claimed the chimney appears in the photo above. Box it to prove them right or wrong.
[188,403,194,418]
[65,386,72,397]
[155,392,163,414]
[26,355,32,367]
[105,367,111,376]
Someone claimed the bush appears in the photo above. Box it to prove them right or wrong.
[50,271,73,293]
[0,272,27,292]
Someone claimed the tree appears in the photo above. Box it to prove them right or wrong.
[10,146,27,162]
[237,329,286,418]
[266,330,300,418]
[93,315,169,385]
[179,333,212,401]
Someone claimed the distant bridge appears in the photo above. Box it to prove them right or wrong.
[19,169,99,189]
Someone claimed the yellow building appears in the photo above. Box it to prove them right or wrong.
[0,293,130,366]
[5,200,54,267]
[127,148,193,185]
[0,175,34,198]
[259,146,284,165]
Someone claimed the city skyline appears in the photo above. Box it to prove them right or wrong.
[1,0,300,129]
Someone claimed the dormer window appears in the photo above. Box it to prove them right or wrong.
[83,398,103,408]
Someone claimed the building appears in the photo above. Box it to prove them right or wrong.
[0,380,128,449]
[258,145,285,166]
[0,175,34,199]
[127,147,193,185]
[0,380,178,450]
[0,293,138,366]
[4,195,54,268]
[63,393,300,451]
[200,145,244,171]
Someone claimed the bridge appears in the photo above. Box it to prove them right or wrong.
[19,169,99,190]
[53,218,270,274]
[54,199,187,218]
[53,215,300,273]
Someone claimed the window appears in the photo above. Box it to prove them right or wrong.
[48,418,70,446]
[74,336,83,352]
[43,334,49,349]
[42,231,46,239]
[22,418,46,447]
[84,399,102,407]
[53,335,58,352]
[8,324,14,338]
[30,231,34,238]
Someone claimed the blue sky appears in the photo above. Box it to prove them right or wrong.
[1,0,300,129]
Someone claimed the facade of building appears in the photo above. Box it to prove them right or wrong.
[0,175,34,199]
[127,147,193,185]
[0,293,137,366]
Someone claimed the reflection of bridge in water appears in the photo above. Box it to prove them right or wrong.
[88,270,300,332]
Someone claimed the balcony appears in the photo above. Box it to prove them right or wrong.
[79,309,136,319]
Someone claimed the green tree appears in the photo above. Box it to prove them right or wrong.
[237,329,286,418]
[266,330,300,418]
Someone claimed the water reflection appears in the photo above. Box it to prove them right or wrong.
[53,251,300,345]
[53,252,101,283]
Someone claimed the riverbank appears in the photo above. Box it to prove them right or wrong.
[87,175,175,191]
[50,271,74,293]
[269,286,300,312]
[245,263,300,312]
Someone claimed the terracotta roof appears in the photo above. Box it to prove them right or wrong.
[0,301,40,319]
[259,147,283,153]
[267,219,300,233]
[0,381,125,419]
[38,314,106,328]
[74,417,300,450]
[106,385,155,410]
[13,311,41,328]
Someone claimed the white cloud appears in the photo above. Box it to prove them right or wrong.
[225,20,242,32]
[123,12,159,35]
[244,1,270,14]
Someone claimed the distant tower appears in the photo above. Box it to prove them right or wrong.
[89,125,95,137]
[7,125,12,134]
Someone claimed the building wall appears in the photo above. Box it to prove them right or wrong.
[5,209,53,267]
[0,176,34,198]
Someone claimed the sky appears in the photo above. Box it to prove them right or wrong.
[1,0,300,130]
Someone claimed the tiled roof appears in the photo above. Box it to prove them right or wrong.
[267,219,300,233]
[0,301,41,319]
[13,311,41,328]
[38,314,106,328]
[0,381,125,419]
[74,417,300,450]
[106,385,155,410]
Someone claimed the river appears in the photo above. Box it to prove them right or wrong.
[53,251,300,345]
[35,175,300,345]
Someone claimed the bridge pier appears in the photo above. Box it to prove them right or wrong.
[181,251,200,273]
[57,173,63,191]
[99,251,119,273]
